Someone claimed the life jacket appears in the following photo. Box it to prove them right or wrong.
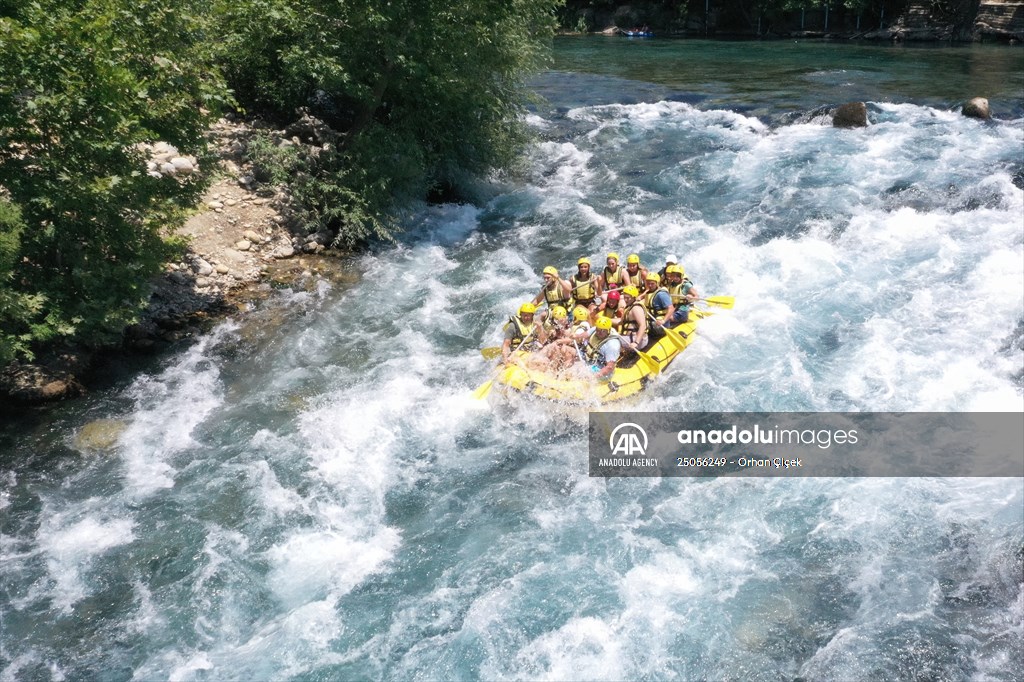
[620,300,647,334]
[668,279,694,307]
[504,315,537,348]
[645,286,670,316]
[584,328,619,363]
[541,281,569,308]
[603,266,626,290]
[625,265,646,283]
[570,273,597,303]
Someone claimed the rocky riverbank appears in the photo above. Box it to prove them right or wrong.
[0,116,354,407]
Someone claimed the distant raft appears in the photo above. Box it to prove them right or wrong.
[493,309,709,403]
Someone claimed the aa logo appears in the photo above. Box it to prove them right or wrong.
[609,423,648,456]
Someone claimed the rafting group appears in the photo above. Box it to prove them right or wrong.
[498,252,700,379]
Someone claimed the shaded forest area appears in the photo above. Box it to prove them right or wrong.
[559,0,1024,41]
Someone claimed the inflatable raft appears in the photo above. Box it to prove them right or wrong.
[492,309,710,403]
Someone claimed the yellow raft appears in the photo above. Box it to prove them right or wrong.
[493,309,711,403]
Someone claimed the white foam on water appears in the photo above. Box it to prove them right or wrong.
[35,507,135,612]
[120,324,236,497]
[499,617,626,681]
[266,527,399,608]
[4,91,1022,682]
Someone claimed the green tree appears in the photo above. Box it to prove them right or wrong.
[213,0,560,245]
[0,197,49,363]
[0,0,227,352]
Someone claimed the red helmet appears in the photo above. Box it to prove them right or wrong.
[606,290,621,304]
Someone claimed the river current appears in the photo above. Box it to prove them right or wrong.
[2,38,1023,680]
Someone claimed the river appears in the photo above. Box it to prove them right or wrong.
[2,37,1022,680]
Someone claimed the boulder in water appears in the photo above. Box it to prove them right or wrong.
[74,419,127,453]
[833,102,868,128]
[962,97,991,120]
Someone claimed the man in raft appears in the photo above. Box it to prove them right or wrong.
[531,266,572,319]
[548,314,621,380]
[584,316,621,380]
[501,302,541,364]
[618,285,648,352]
[662,264,699,327]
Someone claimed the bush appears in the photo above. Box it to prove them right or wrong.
[0,0,227,353]
[213,0,559,245]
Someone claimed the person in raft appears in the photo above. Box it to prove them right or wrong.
[599,252,630,292]
[617,285,648,352]
[657,254,678,281]
[662,264,699,327]
[624,253,648,286]
[583,316,621,379]
[532,266,572,319]
[501,302,542,364]
[568,257,600,319]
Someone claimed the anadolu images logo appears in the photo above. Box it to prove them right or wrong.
[609,423,648,456]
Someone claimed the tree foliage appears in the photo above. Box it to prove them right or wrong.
[213,0,560,244]
[0,0,560,362]
[0,0,226,351]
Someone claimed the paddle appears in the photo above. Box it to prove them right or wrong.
[634,347,661,376]
[480,347,502,360]
[700,295,734,309]
[473,331,535,400]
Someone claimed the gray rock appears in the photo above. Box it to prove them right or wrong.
[833,102,868,128]
[195,258,213,276]
[275,245,296,259]
[74,419,127,452]
[170,157,195,174]
[243,230,262,243]
[153,141,178,156]
[235,239,252,251]
[159,162,177,175]
[207,200,224,209]
[962,97,990,120]
[216,264,230,274]
[195,277,211,288]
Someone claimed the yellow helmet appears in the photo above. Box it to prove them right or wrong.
[645,272,660,284]
[667,264,685,276]
[519,302,537,315]
[622,285,639,298]
[595,316,613,330]
[606,252,619,262]
[627,254,640,264]
[551,306,568,320]
[542,266,558,277]
[577,257,590,266]
[572,306,588,322]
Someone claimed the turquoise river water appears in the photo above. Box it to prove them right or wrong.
[2,37,1023,680]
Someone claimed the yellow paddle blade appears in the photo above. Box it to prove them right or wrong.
[472,380,494,400]
[662,325,688,352]
[636,350,661,376]
[480,347,502,360]
[701,296,734,309]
